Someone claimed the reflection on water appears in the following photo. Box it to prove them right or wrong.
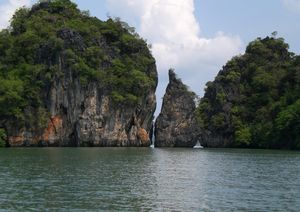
[0,148,300,211]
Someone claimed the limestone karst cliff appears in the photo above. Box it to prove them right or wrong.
[155,37,300,149]
[197,36,300,149]
[0,0,157,147]
[154,69,200,147]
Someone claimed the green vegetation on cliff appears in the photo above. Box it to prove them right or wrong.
[197,36,300,149]
[0,0,156,128]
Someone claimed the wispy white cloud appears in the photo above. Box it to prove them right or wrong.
[0,0,31,29]
[106,0,242,114]
[283,0,300,13]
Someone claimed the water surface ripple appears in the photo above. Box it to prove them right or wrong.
[0,148,299,211]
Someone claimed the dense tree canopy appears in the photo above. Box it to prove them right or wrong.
[197,36,300,149]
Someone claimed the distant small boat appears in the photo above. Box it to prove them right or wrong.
[193,140,204,149]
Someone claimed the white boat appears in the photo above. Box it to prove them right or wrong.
[193,140,204,149]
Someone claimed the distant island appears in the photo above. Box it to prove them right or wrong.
[0,0,299,149]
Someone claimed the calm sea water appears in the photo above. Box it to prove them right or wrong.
[0,148,299,211]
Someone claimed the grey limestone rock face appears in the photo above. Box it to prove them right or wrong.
[154,69,200,147]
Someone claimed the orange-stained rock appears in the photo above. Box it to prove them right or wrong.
[138,128,149,144]
[42,115,63,142]
[8,135,24,147]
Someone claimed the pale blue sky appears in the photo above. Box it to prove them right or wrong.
[195,0,300,53]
